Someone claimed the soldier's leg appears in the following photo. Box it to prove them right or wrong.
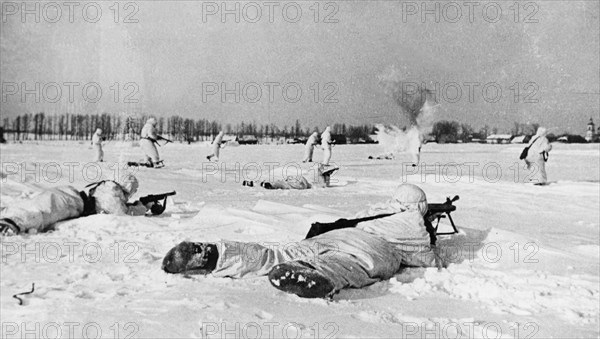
[213,146,220,161]
[269,229,403,298]
[140,139,160,165]
[322,147,331,165]
[537,158,548,184]
[1,187,84,235]
[162,240,316,278]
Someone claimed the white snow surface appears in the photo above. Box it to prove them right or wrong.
[1,141,599,338]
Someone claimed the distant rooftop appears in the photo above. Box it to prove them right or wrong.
[486,134,513,139]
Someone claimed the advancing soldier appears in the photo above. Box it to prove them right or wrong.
[321,126,333,166]
[140,118,167,168]
[206,131,225,162]
[523,127,553,185]
[92,128,104,162]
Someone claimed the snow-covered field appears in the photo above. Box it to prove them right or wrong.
[1,141,599,338]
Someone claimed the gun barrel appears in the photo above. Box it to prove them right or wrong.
[139,191,176,204]
[427,203,456,212]
[352,213,395,223]
[156,191,176,198]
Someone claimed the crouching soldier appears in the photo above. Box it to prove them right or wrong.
[0,175,168,236]
[302,132,319,163]
[162,184,439,299]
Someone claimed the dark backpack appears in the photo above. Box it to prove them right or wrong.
[519,147,529,160]
[519,137,540,160]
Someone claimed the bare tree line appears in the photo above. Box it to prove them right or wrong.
[1,112,376,143]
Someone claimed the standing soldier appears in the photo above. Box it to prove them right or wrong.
[524,127,552,185]
[302,132,319,163]
[140,118,165,168]
[92,128,104,162]
[321,126,333,166]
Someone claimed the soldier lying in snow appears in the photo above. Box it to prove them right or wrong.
[242,164,338,189]
[162,184,439,299]
[0,175,167,236]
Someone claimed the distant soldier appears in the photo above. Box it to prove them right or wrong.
[302,132,319,163]
[206,131,225,162]
[92,128,104,162]
[524,127,552,185]
[321,126,333,166]
[140,118,165,168]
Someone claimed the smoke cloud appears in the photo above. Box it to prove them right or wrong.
[375,69,439,164]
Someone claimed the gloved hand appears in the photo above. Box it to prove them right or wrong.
[149,197,168,215]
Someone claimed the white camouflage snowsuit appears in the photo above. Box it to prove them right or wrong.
[302,132,319,162]
[208,131,224,161]
[525,127,552,184]
[0,177,147,234]
[140,118,160,164]
[263,165,332,190]
[265,176,311,190]
[209,185,435,292]
[92,129,104,162]
[321,127,332,165]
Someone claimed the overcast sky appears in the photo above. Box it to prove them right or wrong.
[1,1,599,133]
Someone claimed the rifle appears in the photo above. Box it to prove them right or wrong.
[426,195,459,235]
[305,213,394,239]
[305,195,460,240]
[156,136,173,145]
[139,191,176,205]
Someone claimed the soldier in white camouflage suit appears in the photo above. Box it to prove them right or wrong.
[162,184,438,299]
[0,175,165,236]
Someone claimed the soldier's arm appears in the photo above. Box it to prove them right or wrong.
[126,201,150,216]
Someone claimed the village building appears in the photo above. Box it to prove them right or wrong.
[585,118,597,142]
[486,134,513,144]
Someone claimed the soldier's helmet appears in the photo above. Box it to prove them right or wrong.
[121,174,139,198]
[392,183,428,216]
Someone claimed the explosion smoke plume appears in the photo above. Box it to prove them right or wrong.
[376,74,438,164]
